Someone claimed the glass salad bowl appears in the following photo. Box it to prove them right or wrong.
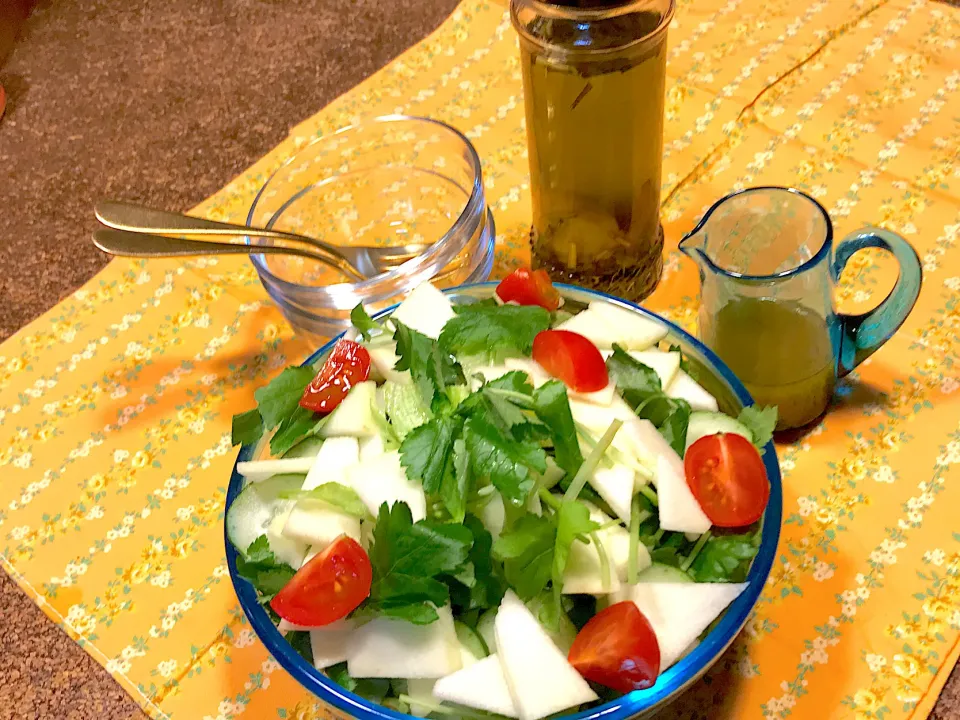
[224,281,782,720]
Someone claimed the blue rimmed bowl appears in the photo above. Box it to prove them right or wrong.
[225,281,782,720]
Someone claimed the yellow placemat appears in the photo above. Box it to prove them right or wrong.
[3,0,960,718]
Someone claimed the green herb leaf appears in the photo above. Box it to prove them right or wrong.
[552,501,599,598]
[281,482,370,519]
[463,414,546,507]
[286,630,313,663]
[461,514,505,611]
[636,395,691,456]
[400,416,461,495]
[439,304,551,361]
[270,405,323,457]
[325,662,392,702]
[351,303,382,341]
[362,502,473,623]
[232,409,264,447]
[235,535,296,602]
[737,405,779,449]
[668,343,696,379]
[481,371,536,430]
[254,366,317,430]
[493,514,556,600]
[532,380,583,479]
[393,321,465,412]
[689,532,760,583]
[606,344,661,408]
[446,439,472,524]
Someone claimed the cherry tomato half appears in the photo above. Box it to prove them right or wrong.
[270,535,372,627]
[532,329,608,392]
[299,339,371,415]
[684,432,770,527]
[496,267,561,311]
[568,601,661,693]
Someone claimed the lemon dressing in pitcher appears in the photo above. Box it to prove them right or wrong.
[681,187,922,431]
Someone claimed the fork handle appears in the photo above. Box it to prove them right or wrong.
[92,229,365,282]
[95,200,331,250]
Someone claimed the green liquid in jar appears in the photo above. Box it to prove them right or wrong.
[701,298,837,431]
[519,8,668,301]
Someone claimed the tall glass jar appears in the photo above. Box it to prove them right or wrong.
[511,0,675,300]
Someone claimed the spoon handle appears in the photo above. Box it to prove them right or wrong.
[95,200,330,250]
[92,229,365,282]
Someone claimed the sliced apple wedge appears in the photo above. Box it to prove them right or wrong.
[433,654,519,718]
[611,582,747,668]
[348,450,427,522]
[655,453,711,535]
[309,619,354,669]
[319,381,380,438]
[495,591,597,720]
[666,370,718,412]
[302,436,360,490]
[346,604,461,678]
[236,458,315,482]
[391,282,455,340]
[588,465,635,524]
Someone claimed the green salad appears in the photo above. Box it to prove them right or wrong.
[227,270,776,720]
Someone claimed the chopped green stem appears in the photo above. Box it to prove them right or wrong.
[563,419,622,504]
[597,518,623,532]
[484,387,536,408]
[680,529,712,572]
[638,484,659,507]
[628,494,641,584]
[538,487,562,511]
[590,531,611,594]
[651,528,666,545]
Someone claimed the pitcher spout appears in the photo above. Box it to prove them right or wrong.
[678,230,706,267]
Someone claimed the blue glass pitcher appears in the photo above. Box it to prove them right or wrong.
[679,186,922,430]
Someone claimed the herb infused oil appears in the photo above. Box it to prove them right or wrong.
[512,0,674,300]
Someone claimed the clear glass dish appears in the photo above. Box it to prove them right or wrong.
[225,282,783,720]
[247,115,495,348]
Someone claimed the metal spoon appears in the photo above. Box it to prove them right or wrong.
[95,200,429,279]
[92,228,471,284]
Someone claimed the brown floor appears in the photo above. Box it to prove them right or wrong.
[1,0,959,718]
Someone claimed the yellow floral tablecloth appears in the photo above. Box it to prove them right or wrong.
[2,0,960,717]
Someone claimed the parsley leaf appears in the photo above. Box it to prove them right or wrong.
[461,514,505,610]
[362,502,473,624]
[552,501,600,598]
[325,662,391,702]
[606,344,661,407]
[532,380,583,478]
[350,303,383,341]
[439,304,551,361]
[493,514,556,600]
[447,439,472,524]
[254,366,317,430]
[232,409,264,447]
[689,532,759,583]
[400,415,465,521]
[737,405,779,449]
[270,405,323,457]
[235,535,296,603]
[286,630,313,663]
[393,321,465,412]
[280,482,371,519]
[463,414,546,507]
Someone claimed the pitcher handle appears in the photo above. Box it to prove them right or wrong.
[832,226,922,377]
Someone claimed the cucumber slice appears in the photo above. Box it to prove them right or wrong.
[476,609,497,654]
[636,563,694,584]
[685,411,753,452]
[282,436,325,459]
[227,473,307,567]
[454,620,489,659]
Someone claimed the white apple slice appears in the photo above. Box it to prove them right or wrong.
[391,282,455,340]
[347,604,461,678]
[319,381,380,438]
[433,654,519,718]
[495,591,597,720]
[308,620,354,669]
[302,436,360,490]
[282,502,361,548]
[359,434,385,463]
[348,450,427,522]
[236,458,315,482]
[265,504,308,569]
[553,307,611,346]
[367,342,412,385]
[588,465,635,524]
[587,302,668,350]
[667,370,719,412]
[655,453,711,535]
[611,582,747,668]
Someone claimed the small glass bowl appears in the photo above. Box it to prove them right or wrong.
[247,115,496,348]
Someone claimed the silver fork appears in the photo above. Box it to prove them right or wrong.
[94,200,430,280]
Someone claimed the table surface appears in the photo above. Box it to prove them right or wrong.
[1,1,959,718]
